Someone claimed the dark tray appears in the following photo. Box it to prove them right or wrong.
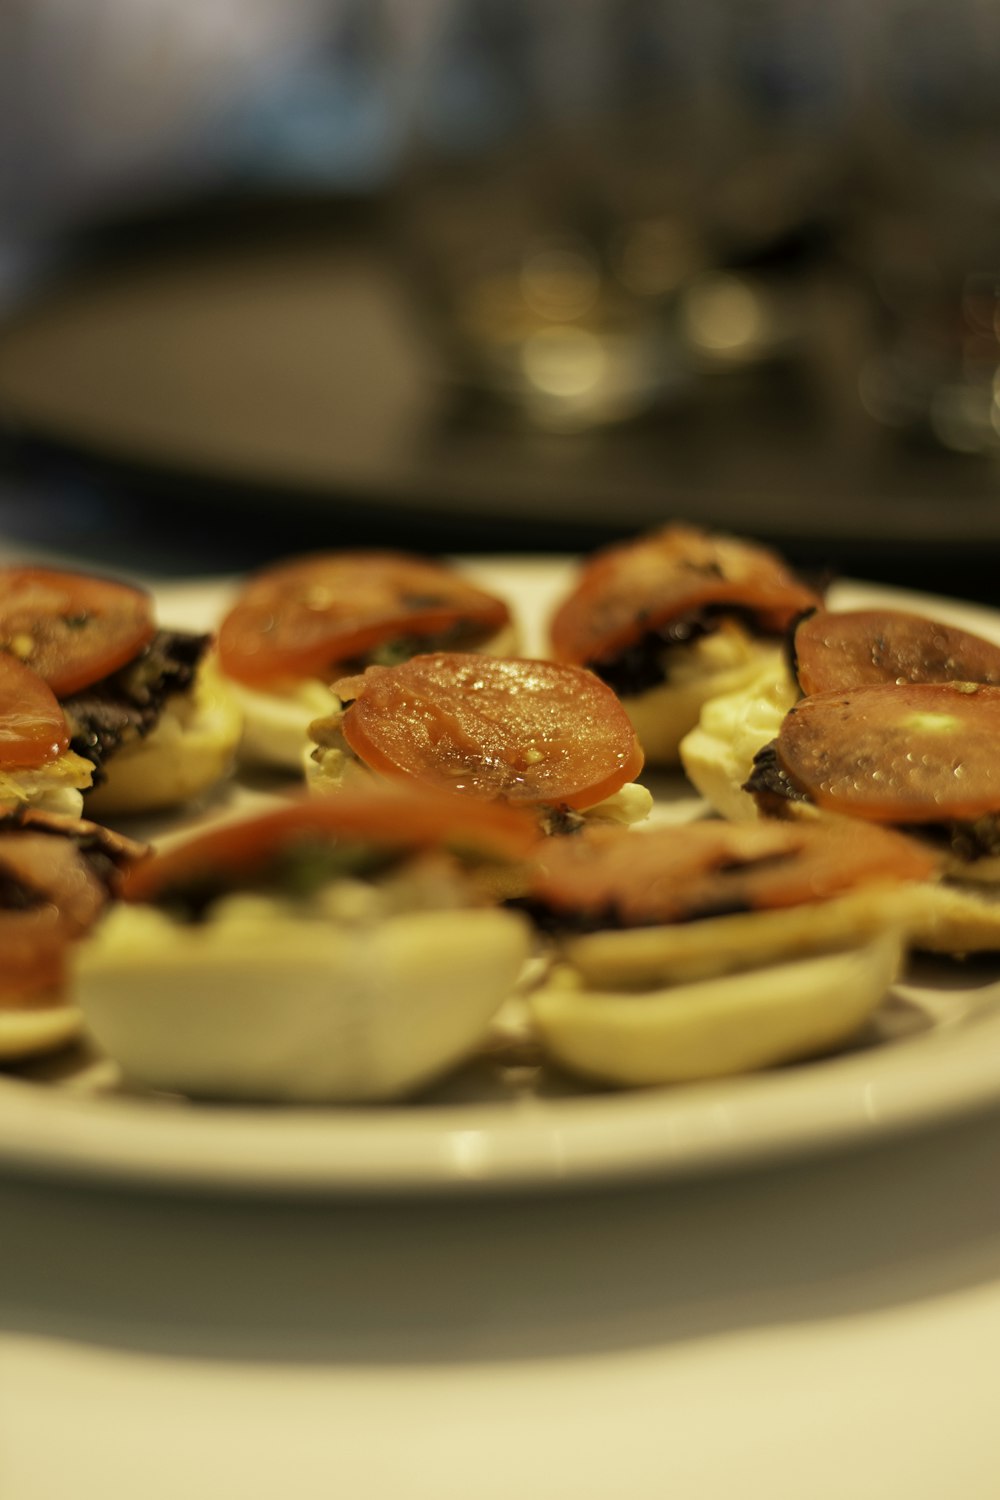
[1,196,998,597]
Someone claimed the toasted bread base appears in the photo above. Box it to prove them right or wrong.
[530,927,902,1087]
[558,884,922,989]
[0,1001,81,1062]
[904,880,1000,954]
[84,657,242,816]
[76,902,531,1102]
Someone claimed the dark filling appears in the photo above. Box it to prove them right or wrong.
[911,816,1000,864]
[742,742,814,818]
[586,606,761,697]
[539,804,587,837]
[511,889,755,937]
[340,619,495,675]
[0,867,47,911]
[508,897,622,936]
[152,839,402,923]
[0,816,132,908]
[68,825,134,891]
[63,629,211,786]
[784,605,820,691]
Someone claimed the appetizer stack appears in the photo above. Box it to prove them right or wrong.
[3,528,997,1104]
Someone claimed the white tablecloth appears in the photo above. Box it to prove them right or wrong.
[3,1105,1000,1500]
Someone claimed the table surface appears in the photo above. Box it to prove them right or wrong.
[3,1106,1000,1499]
[3,530,1000,1500]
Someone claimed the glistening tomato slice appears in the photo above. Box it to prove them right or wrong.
[0,568,156,696]
[0,655,70,769]
[217,552,512,688]
[335,653,645,809]
[550,524,819,666]
[124,788,539,904]
[793,609,1000,695]
[529,818,937,926]
[776,681,1000,822]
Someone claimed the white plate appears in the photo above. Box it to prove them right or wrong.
[3,560,1000,1198]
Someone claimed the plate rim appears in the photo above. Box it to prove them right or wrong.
[3,1000,1000,1197]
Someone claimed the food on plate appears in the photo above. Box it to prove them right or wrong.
[521,817,937,1086]
[17,551,1000,1131]
[791,607,1000,695]
[0,652,95,815]
[682,606,1000,821]
[307,652,652,833]
[0,566,241,815]
[75,788,536,1102]
[0,808,146,1060]
[549,523,820,765]
[745,680,1000,952]
[749,680,1000,826]
[217,551,517,770]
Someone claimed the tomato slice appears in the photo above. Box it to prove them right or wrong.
[550,524,820,666]
[776,682,1000,822]
[793,609,1000,695]
[335,653,644,810]
[124,787,540,904]
[529,817,937,926]
[0,568,156,697]
[217,552,512,688]
[0,654,70,768]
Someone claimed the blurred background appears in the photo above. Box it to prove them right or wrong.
[1,0,1000,592]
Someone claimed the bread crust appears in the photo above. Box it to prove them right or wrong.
[84,656,241,815]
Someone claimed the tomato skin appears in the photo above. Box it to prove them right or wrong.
[550,525,819,666]
[0,568,156,697]
[0,654,70,769]
[336,653,645,810]
[124,788,540,904]
[776,681,1000,823]
[529,817,938,926]
[793,608,1000,695]
[218,552,512,689]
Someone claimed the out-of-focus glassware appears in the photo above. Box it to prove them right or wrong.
[850,0,1000,454]
[387,0,855,429]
